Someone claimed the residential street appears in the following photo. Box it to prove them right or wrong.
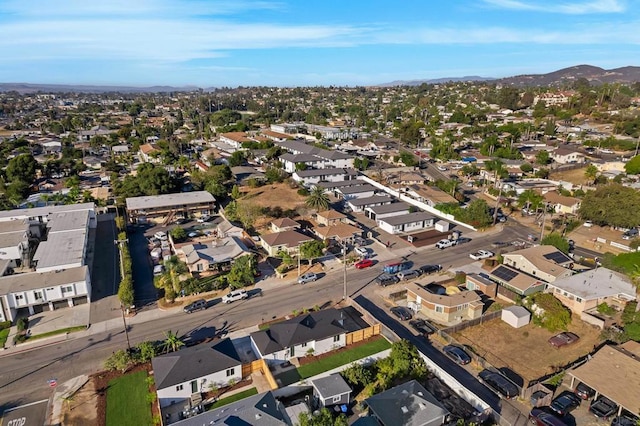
[0,222,531,413]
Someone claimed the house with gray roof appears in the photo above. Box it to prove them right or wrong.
[336,184,377,200]
[346,195,392,213]
[364,380,450,426]
[250,308,369,365]
[125,191,216,224]
[311,374,352,408]
[378,212,436,235]
[292,167,358,185]
[364,201,410,220]
[179,236,252,274]
[171,391,288,426]
[152,338,243,409]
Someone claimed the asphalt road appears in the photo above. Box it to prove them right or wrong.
[0,222,531,413]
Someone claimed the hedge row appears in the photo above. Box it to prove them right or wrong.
[117,231,135,307]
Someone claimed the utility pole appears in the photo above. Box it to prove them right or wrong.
[342,241,348,300]
[120,304,132,353]
[539,202,549,242]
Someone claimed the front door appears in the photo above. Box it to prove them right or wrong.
[191,380,198,393]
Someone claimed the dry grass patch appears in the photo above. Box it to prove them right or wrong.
[238,182,309,228]
[549,167,589,186]
[452,316,602,384]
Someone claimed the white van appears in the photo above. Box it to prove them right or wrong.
[154,231,168,241]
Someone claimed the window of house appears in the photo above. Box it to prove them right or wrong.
[15,294,24,301]
[576,297,582,303]
[301,342,307,348]
[226,368,235,377]
[435,306,443,313]
[33,291,43,300]
[332,396,341,403]
[333,335,340,342]
[176,384,183,391]
[61,286,73,293]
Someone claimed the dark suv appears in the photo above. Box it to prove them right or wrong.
[183,299,207,313]
[478,370,518,399]
[589,396,618,421]
[550,392,581,416]
[575,382,595,400]
[420,264,442,274]
[529,408,567,426]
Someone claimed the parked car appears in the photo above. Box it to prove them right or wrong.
[478,370,519,399]
[409,319,436,336]
[376,273,399,287]
[455,237,472,244]
[622,228,638,240]
[188,231,200,238]
[297,272,318,284]
[589,396,619,421]
[154,231,168,241]
[435,239,457,249]
[420,264,442,274]
[174,217,189,225]
[469,250,494,261]
[583,220,593,227]
[548,332,580,348]
[390,306,412,321]
[153,264,165,276]
[611,412,640,426]
[382,261,410,274]
[354,259,374,269]
[437,165,448,171]
[397,269,421,281]
[574,382,595,400]
[550,392,581,416]
[197,214,211,223]
[183,299,207,313]
[529,408,568,426]
[222,289,248,304]
[354,246,369,258]
[443,345,471,365]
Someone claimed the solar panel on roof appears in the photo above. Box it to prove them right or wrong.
[543,251,571,264]
[491,266,519,282]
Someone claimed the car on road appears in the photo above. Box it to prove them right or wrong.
[437,165,448,171]
[548,332,580,348]
[574,382,595,400]
[550,392,581,417]
[469,250,494,261]
[354,259,374,269]
[376,273,399,287]
[297,272,318,284]
[409,319,436,336]
[443,345,472,365]
[390,306,412,321]
[222,289,248,304]
[455,237,472,244]
[478,370,519,399]
[354,246,369,258]
[396,269,421,281]
[420,264,442,275]
[589,396,618,421]
[435,239,457,249]
[528,408,567,426]
[183,299,207,313]
[197,214,211,223]
[491,241,509,248]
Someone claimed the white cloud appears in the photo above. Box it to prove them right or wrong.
[482,0,626,14]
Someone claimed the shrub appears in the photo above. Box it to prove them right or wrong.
[104,349,134,372]
[454,271,466,284]
[527,293,571,332]
[297,188,310,196]
[16,317,28,332]
[0,321,11,330]
[597,303,616,316]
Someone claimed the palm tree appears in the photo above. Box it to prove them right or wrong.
[154,256,188,302]
[305,186,330,211]
[584,164,598,185]
[162,330,184,353]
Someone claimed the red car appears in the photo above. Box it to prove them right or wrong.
[548,332,579,348]
[354,259,374,269]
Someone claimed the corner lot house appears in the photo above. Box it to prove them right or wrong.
[377,212,435,235]
[259,230,313,256]
[543,191,581,215]
[404,282,483,325]
[545,267,636,315]
[249,308,368,365]
[364,380,450,426]
[152,338,243,408]
[501,245,574,283]
[179,236,252,274]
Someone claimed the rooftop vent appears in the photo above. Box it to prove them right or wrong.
[401,406,409,414]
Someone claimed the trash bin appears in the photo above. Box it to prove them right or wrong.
[530,390,548,407]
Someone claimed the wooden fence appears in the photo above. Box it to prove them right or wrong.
[439,310,502,334]
[346,324,381,345]
[242,359,278,390]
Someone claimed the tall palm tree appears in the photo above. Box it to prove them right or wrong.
[305,186,330,211]
[584,164,598,185]
[162,330,184,353]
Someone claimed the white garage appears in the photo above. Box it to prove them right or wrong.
[501,305,531,328]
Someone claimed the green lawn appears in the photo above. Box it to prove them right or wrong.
[207,388,258,410]
[27,326,86,341]
[106,370,152,426]
[297,337,391,379]
[0,328,9,348]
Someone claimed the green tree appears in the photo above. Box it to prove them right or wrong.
[298,408,348,426]
[579,183,640,228]
[305,186,330,211]
[231,185,242,200]
[154,256,188,301]
[461,199,492,228]
[104,349,134,372]
[161,330,184,353]
[137,341,158,362]
[299,240,325,265]
[6,153,37,183]
[541,233,570,254]
[236,201,262,229]
[170,227,187,241]
[117,276,135,307]
[228,151,245,167]
[535,150,551,165]
[624,155,640,175]
[584,164,598,184]
[518,189,544,211]
[520,163,533,173]
[353,157,370,170]
[227,255,257,289]
[341,364,373,388]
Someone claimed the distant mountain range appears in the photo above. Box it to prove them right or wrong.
[1,65,640,93]
[379,65,640,87]
[0,83,199,94]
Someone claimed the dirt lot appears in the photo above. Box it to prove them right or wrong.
[549,167,589,186]
[237,182,308,229]
[567,223,628,254]
[452,317,602,385]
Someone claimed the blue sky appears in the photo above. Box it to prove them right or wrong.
[0,0,637,87]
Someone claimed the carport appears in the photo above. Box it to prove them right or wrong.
[567,342,640,417]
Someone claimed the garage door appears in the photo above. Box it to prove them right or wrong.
[72,296,88,306]
[52,300,68,310]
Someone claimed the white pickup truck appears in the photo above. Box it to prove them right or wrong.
[435,239,457,249]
